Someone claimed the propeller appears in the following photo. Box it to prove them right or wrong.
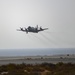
[25,27,28,33]
[20,27,23,30]
[40,26,42,30]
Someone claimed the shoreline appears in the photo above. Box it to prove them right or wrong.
[0,55,75,65]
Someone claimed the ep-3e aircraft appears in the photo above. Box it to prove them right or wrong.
[17,25,48,34]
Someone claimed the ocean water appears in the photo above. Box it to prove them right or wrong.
[0,48,75,56]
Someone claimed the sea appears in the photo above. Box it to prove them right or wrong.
[0,48,75,56]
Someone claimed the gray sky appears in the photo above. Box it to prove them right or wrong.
[0,0,75,49]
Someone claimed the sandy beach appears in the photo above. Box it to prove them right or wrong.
[0,55,75,65]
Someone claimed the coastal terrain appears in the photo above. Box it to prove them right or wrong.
[0,54,75,65]
[0,55,75,75]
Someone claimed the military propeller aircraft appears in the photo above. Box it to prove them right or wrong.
[17,25,48,33]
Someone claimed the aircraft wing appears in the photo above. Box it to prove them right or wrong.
[16,29,26,31]
[17,28,28,33]
[38,28,48,32]
[16,29,21,31]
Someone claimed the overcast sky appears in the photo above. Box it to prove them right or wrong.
[0,0,75,49]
